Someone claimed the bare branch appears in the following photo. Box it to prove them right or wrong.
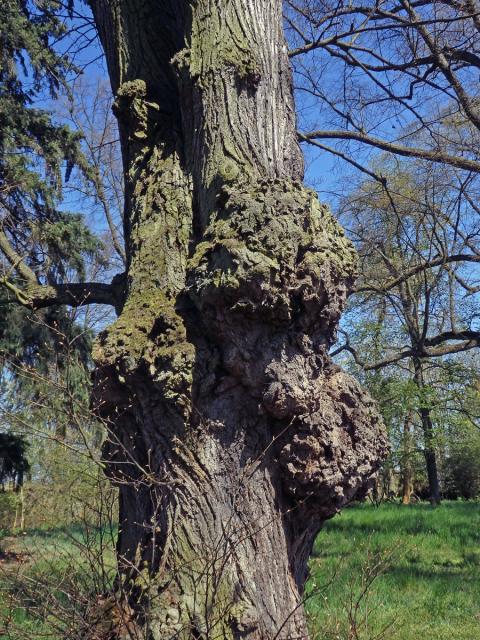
[354,253,480,295]
[299,131,480,173]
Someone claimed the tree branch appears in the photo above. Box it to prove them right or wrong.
[298,131,480,173]
[0,220,124,311]
[331,330,480,370]
[297,137,388,186]
[353,254,480,295]
[423,330,480,348]
[0,276,124,311]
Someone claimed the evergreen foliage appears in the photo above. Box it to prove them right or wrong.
[0,1,101,442]
[0,431,29,488]
[0,0,102,286]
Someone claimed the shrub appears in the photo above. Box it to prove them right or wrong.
[443,441,480,500]
[0,491,17,530]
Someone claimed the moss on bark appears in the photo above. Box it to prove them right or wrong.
[188,178,357,331]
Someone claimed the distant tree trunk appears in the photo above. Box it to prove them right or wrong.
[89,1,388,637]
[421,408,441,505]
[413,359,441,506]
[13,485,25,531]
[401,412,414,505]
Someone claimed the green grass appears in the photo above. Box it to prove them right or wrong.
[307,501,480,640]
[0,524,117,639]
[1,503,479,639]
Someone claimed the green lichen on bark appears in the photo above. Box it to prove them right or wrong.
[113,79,158,143]
[170,2,267,224]
[93,289,194,409]
[183,40,260,87]
[127,155,192,292]
[188,178,357,328]
[94,79,194,410]
[186,3,260,86]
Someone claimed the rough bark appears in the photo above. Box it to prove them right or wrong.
[88,1,388,638]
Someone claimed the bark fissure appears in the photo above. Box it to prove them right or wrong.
[88,1,388,638]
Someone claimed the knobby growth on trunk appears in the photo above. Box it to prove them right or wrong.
[85,1,388,638]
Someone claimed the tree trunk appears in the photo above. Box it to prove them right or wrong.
[413,359,441,506]
[401,412,414,505]
[421,408,441,505]
[89,1,388,637]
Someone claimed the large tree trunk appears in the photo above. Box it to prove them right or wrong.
[89,1,388,637]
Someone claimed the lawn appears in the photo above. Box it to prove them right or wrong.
[1,502,479,639]
[0,525,117,639]
[307,502,480,640]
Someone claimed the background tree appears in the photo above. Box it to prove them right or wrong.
[60,78,126,272]
[286,0,480,177]
[333,154,479,504]
[0,0,112,459]
[0,432,29,491]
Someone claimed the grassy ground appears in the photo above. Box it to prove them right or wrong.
[1,502,479,639]
[307,501,480,640]
[0,525,116,639]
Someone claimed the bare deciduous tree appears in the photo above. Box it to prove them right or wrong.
[332,158,480,503]
[286,0,480,177]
